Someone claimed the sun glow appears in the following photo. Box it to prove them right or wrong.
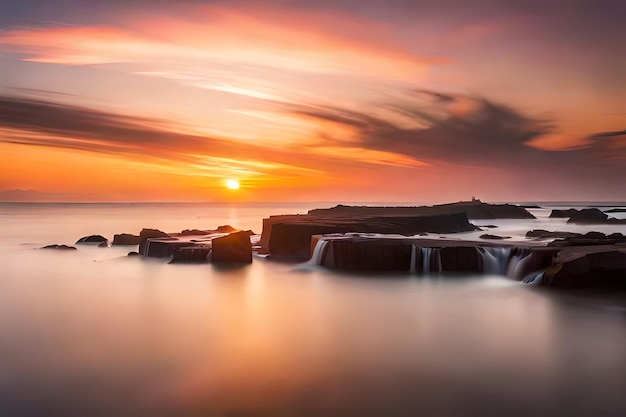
[225,179,240,190]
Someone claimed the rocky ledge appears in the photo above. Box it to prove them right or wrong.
[308,200,535,220]
[260,200,536,257]
[306,232,626,290]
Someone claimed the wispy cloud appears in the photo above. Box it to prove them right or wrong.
[286,91,626,182]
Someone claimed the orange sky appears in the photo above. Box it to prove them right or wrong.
[1,1,625,202]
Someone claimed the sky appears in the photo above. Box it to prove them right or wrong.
[0,0,624,202]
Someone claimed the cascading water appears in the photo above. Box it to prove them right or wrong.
[422,247,431,273]
[523,272,544,285]
[480,247,512,275]
[506,249,533,280]
[309,239,330,265]
[421,247,441,274]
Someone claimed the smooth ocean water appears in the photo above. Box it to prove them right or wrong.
[1,202,626,417]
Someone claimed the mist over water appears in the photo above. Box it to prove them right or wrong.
[1,203,626,416]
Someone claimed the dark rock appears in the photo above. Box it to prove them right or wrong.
[211,231,252,263]
[127,251,139,257]
[548,232,626,247]
[567,208,608,224]
[439,247,482,272]
[549,209,579,218]
[542,251,626,289]
[607,233,625,239]
[138,228,170,255]
[179,229,210,236]
[482,225,498,228]
[517,204,541,209]
[605,208,626,213]
[113,233,140,245]
[308,200,536,220]
[76,235,107,244]
[144,239,188,258]
[179,225,239,236]
[41,244,77,250]
[584,231,606,239]
[525,230,582,239]
[322,238,412,271]
[98,242,108,248]
[479,234,511,240]
[170,246,211,263]
[216,225,237,233]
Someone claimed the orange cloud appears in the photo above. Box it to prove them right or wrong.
[0,5,444,81]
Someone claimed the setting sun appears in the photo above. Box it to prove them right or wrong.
[225,179,240,190]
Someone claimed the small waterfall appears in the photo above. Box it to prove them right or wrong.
[421,247,441,273]
[523,272,544,285]
[506,249,533,280]
[480,247,512,275]
[422,247,431,273]
[409,245,417,273]
[309,239,330,265]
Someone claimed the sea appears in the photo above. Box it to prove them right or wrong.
[1,202,626,417]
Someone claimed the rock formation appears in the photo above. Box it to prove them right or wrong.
[549,209,580,218]
[41,244,77,250]
[542,251,626,289]
[211,231,252,263]
[548,232,626,247]
[112,233,141,245]
[138,228,170,255]
[548,208,626,224]
[308,200,536,220]
[525,230,582,239]
[566,208,608,224]
[76,235,107,244]
[479,234,510,240]
[312,235,558,279]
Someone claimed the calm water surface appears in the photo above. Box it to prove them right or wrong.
[1,203,626,416]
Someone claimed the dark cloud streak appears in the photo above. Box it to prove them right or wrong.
[288,91,626,185]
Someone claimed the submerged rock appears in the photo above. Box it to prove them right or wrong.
[567,208,608,224]
[479,234,511,240]
[179,229,211,236]
[76,235,107,244]
[211,231,252,263]
[549,209,580,218]
[525,230,582,239]
[548,232,626,247]
[41,244,77,250]
[127,251,139,257]
[112,233,140,245]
